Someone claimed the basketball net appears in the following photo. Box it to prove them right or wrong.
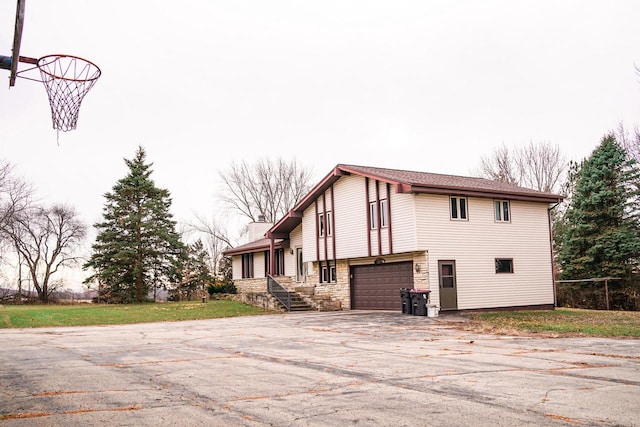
[37,55,101,133]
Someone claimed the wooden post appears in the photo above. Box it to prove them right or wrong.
[605,279,610,311]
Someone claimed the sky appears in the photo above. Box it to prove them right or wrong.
[1,1,639,289]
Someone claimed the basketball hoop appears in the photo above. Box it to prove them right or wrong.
[36,55,101,132]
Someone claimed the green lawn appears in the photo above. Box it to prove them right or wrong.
[467,308,640,338]
[0,300,270,329]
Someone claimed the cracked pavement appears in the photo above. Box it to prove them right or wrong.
[0,311,638,426]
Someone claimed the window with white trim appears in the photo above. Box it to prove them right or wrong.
[320,265,337,283]
[326,211,333,236]
[494,200,510,222]
[380,199,389,228]
[369,201,377,229]
[318,213,325,237]
[450,196,468,220]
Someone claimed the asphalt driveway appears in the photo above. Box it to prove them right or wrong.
[0,311,638,426]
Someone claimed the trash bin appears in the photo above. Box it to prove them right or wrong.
[400,288,412,314]
[427,304,439,318]
[409,289,430,316]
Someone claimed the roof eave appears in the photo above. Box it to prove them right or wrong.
[405,184,563,203]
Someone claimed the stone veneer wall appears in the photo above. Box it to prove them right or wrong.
[412,251,429,290]
[234,278,267,294]
[307,259,350,310]
[235,275,294,294]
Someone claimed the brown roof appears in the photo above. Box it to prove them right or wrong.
[339,164,563,201]
[263,163,562,240]
[222,238,286,256]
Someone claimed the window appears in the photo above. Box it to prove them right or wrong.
[450,196,468,220]
[369,201,377,229]
[495,258,514,273]
[494,200,510,222]
[265,249,284,276]
[242,253,254,278]
[380,199,389,228]
[318,213,325,237]
[296,248,304,280]
[321,263,336,283]
[319,212,333,237]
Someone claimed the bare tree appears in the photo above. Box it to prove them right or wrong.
[186,213,234,276]
[219,158,313,223]
[5,204,87,303]
[477,144,519,185]
[0,160,33,253]
[476,141,567,193]
[616,122,640,164]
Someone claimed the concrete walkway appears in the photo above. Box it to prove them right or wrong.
[0,311,638,426]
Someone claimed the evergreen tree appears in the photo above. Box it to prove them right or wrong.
[171,239,214,301]
[84,146,185,303]
[558,134,640,280]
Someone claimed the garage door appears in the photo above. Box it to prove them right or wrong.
[351,261,414,310]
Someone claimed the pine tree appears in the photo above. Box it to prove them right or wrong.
[171,239,214,301]
[84,146,185,303]
[558,134,640,280]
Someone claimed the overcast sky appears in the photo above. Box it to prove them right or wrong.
[1,1,639,283]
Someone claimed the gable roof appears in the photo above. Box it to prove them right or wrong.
[265,164,563,239]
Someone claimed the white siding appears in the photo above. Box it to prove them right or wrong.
[231,252,267,280]
[302,203,317,263]
[389,190,417,253]
[232,255,242,280]
[286,224,303,277]
[416,194,554,310]
[253,252,266,279]
[333,175,370,259]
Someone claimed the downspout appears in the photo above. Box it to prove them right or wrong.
[548,201,561,307]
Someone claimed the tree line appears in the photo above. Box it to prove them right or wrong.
[2,127,639,308]
[0,147,311,303]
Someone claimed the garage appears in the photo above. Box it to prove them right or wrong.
[350,261,414,310]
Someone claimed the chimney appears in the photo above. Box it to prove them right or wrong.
[247,216,273,242]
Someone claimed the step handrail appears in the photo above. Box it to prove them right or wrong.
[267,274,291,312]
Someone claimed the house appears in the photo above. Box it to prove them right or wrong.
[224,164,563,312]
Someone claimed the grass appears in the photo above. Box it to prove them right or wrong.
[2,303,639,338]
[0,300,270,329]
[466,308,640,338]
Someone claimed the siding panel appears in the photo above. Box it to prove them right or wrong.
[416,194,554,310]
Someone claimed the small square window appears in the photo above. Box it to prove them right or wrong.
[494,200,510,222]
[495,258,514,273]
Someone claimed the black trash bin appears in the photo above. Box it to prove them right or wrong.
[409,289,430,316]
[400,288,412,314]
